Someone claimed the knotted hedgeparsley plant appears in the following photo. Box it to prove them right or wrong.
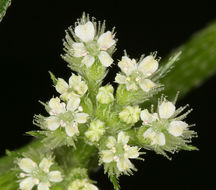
[14,14,198,190]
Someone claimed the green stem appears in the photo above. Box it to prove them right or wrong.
[160,20,216,100]
[0,0,11,22]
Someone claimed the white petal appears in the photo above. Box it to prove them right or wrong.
[60,91,79,102]
[38,182,50,190]
[49,97,66,114]
[140,109,158,124]
[138,55,158,76]
[65,123,79,137]
[115,73,127,84]
[72,43,87,57]
[117,158,133,172]
[138,79,155,92]
[18,158,37,173]
[106,136,116,148]
[75,113,88,124]
[101,150,114,163]
[55,78,69,95]
[39,158,53,173]
[126,82,138,91]
[75,21,95,42]
[143,129,165,146]
[140,109,152,124]
[98,51,113,67]
[143,128,156,141]
[154,132,166,146]
[82,55,95,67]
[117,131,129,145]
[125,146,139,159]
[48,171,63,182]
[69,74,88,96]
[19,177,38,190]
[168,121,188,137]
[45,116,60,131]
[69,74,81,87]
[97,31,115,50]
[158,101,176,119]
[66,96,80,111]
[86,184,99,190]
[118,56,137,76]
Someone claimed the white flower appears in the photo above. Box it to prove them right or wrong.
[168,121,188,137]
[68,179,98,190]
[85,120,106,142]
[18,157,63,190]
[56,74,88,101]
[140,109,158,125]
[115,55,158,92]
[101,132,139,173]
[158,101,176,119]
[45,96,88,137]
[72,21,115,67]
[96,85,114,104]
[119,106,141,124]
[143,128,166,146]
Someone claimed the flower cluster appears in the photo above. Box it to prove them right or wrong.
[13,14,197,190]
[17,157,62,190]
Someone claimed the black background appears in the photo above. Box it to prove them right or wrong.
[0,1,216,190]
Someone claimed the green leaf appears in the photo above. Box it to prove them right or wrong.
[0,0,11,22]
[180,145,199,151]
[49,71,58,85]
[109,175,120,190]
[160,20,216,99]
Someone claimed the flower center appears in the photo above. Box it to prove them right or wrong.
[59,111,75,124]
[85,41,100,56]
[31,168,49,182]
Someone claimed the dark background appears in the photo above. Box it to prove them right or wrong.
[0,1,215,189]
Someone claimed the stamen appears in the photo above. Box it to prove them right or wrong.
[113,156,119,162]
[35,179,40,185]
[135,76,141,82]
[60,120,66,127]
[72,122,78,127]
[124,67,128,71]
[124,144,129,151]
[78,106,83,112]
[50,110,56,115]
[61,103,66,108]
[126,77,130,81]
[111,147,116,153]
[20,173,26,178]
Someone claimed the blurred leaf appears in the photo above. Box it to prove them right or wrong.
[0,0,11,22]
